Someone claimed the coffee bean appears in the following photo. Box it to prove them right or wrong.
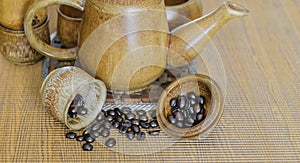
[74,94,84,107]
[85,135,95,143]
[122,119,132,128]
[105,138,116,148]
[121,107,132,114]
[188,106,195,115]
[106,115,114,122]
[103,120,112,129]
[196,113,205,122]
[76,135,85,142]
[187,92,197,100]
[169,98,177,108]
[184,121,193,127]
[131,119,140,126]
[78,107,88,115]
[172,107,180,114]
[200,106,205,114]
[149,120,159,128]
[168,115,176,124]
[198,96,205,106]
[184,100,190,110]
[151,110,156,119]
[182,110,190,119]
[114,115,123,123]
[96,112,105,122]
[82,143,93,151]
[91,131,101,138]
[137,132,146,141]
[175,111,184,122]
[119,126,129,134]
[126,131,135,140]
[66,132,76,139]
[140,121,150,129]
[176,121,184,128]
[114,108,122,116]
[139,115,148,122]
[68,105,77,118]
[136,110,146,116]
[108,110,116,117]
[178,96,187,109]
[185,117,194,126]
[91,123,102,131]
[193,104,201,114]
[125,113,136,120]
[131,124,140,133]
[112,121,121,129]
[100,128,110,137]
[189,99,197,106]
[82,129,91,136]
[148,130,160,136]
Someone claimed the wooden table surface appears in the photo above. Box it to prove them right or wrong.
[0,0,299,162]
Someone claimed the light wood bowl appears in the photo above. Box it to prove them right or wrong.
[157,74,224,139]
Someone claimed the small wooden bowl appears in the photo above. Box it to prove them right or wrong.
[156,74,224,139]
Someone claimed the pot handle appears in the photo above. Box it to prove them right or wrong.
[24,0,84,60]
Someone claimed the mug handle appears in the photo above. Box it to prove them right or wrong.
[24,0,84,60]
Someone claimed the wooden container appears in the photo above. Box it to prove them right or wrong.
[156,74,224,139]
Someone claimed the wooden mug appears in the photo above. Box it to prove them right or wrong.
[0,0,47,30]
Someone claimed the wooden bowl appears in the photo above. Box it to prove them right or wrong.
[156,74,224,139]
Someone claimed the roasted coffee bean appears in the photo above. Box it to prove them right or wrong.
[115,115,123,123]
[119,126,129,134]
[188,106,195,115]
[76,135,85,142]
[148,130,160,136]
[151,110,156,119]
[182,110,190,118]
[112,121,121,129]
[96,112,105,122]
[131,124,140,133]
[193,104,201,114]
[85,135,95,143]
[114,108,122,116]
[184,121,193,127]
[136,110,146,116]
[66,132,76,139]
[82,129,91,136]
[139,115,148,122]
[105,138,116,148]
[140,121,150,129]
[187,92,197,100]
[91,123,102,131]
[137,132,146,141]
[108,110,116,117]
[196,113,205,122]
[200,106,205,114]
[68,105,77,118]
[189,98,197,107]
[185,117,195,126]
[82,143,93,151]
[198,96,205,106]
[100,128,110,137]
[126,131,135,140]
[103,121,112,129]
[175,111,184,122]
[131,119,140,126]
[149,120,159,128]
[172,107,180,114]
[121,107,132,114]
[74,94,84,107]
[125,113,136,120]
[178,96,187,109]
[91,131,100,138]
[169,98,178,108]
[106,115,114,122]
[122,119,132,128]
[184,100,190,110]
[78,107,88,115]
[176,121,184,128]
[168,115,176,124]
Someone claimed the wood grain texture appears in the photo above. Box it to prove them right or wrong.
[0,0,299,162]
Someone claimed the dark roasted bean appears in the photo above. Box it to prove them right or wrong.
[131,124,140,133]
[119,126,129,134]
[149,120,158,128]
[85,135,95,143]
[198,96,205,106]
[96,112,105,122]
[151,110,156,119]
[169,98,177,108]
[115,115,123,123]
[100,128,110,137]
[122,119,132,128]
[185,117,194,126]
[188,106,195,115]
[131,119,140,126]
[78,107,88,115]
[140,121,150,129]
[200,106,205,114]
[82,129,91,136]
[178,96,187,109]
[68,105,77,118]
[148,130,160,136]
[125,113,136,120]
[193,104,201,114]
[187,92,197,100]
[126,131,135,140]
[66,132,76,139]
[136,110,146,116]
[112,121,121,129]
[172,107,180,114]
[183,110,190,118]
[76,135,85,142]
[189,99,197,106]
[136,132,146,141]
[91,123,102,131]
[82,143,93,151]
[139,115,148,122]
[121,107,132,114]
[114,108,122,116]
[105,138,116,148]
[108,110,116,117]
[168,115,176,124]
[176,121,184,128]
[175,111,184,122]
[196,113,205,122]
[103,120,112,129]
[106,115,114,122]
[91,131,100,138]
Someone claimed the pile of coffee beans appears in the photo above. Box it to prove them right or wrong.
[68,94,88,118]
[168,92,206,128]
[66,107,160,151]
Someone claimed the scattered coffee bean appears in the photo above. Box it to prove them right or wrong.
[91,131,101,138]
[198,96,205,106]
[66,132,76,139]
[108,110,116,117]
[103,120,112,129]
[77,107,88,116]
[115,115,123,123]
[91,123,102,131]
[114,108,122,116]
[112,121,121,129]
[121,107,132,114]
[106,115,114,122]
[85,135,95,143]
[82,143,93,151]
[76,135,85,142]
[100,128,110,137]
[137,132,146,141]
[140,121,150,129]
[119,126,129,134]
[139,115,148,122]
[96,112,105,122]
[131,119,140,126]
[122,119,132,128]
[125,113,136,120]
[131,124,140,133]
[136,110,146,116]
[126,131,135,140]
[82,129,91,136]
[105,138,116,148]
[149,120,158,128]
[68,105,77,118]
[168,115,176,124]
[169,98,178,108]
[148,130,160,136]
